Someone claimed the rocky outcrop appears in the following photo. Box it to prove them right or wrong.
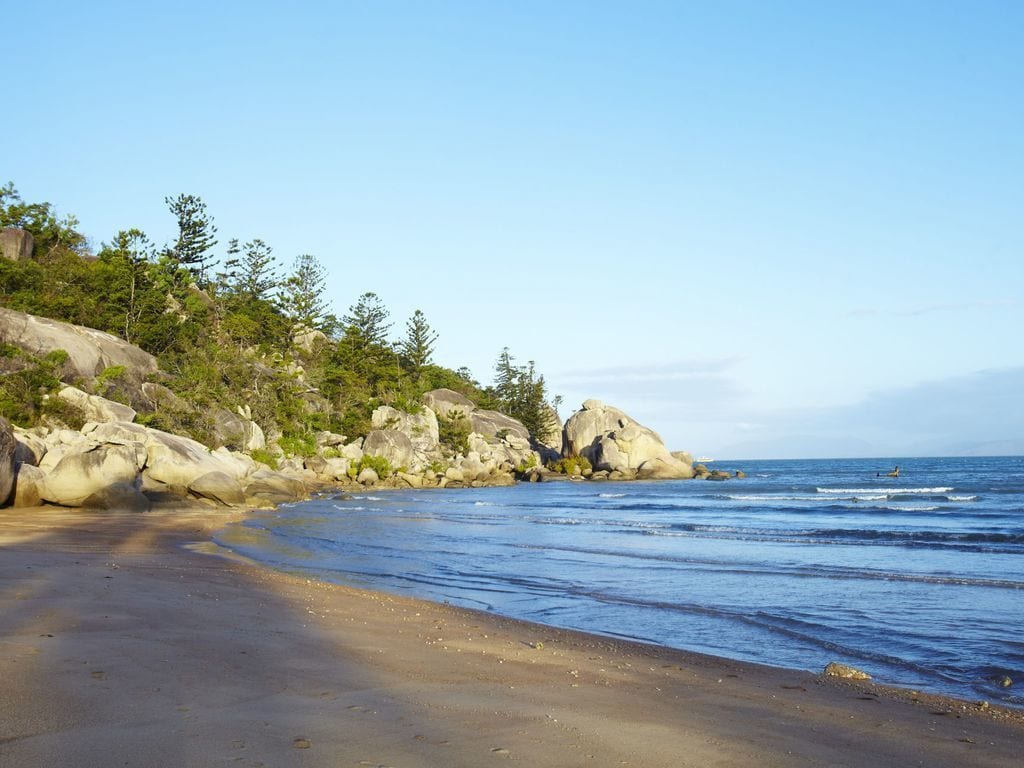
[0,419,315,509]
[0,417,15,504]
[10,464,44,507]
[422,388,476,419]
[371,405,439,457]
[563,400,693,480]
[0,228,33,261]
[211,407,266,452]
[470,409,530,442]
[37,443,142,507]
[0,307,158,381]
[362,429,416,472]
[57,386,137,423]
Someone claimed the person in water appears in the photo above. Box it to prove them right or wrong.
[877,465,900,477]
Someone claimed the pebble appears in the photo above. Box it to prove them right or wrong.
[293,738,311,749]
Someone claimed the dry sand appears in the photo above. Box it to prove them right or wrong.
[1,506,1020,768]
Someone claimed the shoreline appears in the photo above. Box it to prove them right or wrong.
[1,505,1021,767]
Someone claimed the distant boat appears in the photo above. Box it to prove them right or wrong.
[696,456,714,462]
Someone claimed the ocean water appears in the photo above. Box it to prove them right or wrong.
[215,456,1024,707]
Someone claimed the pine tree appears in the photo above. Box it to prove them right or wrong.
[165,193,218,283]
[232,239,278,301]
[343,292,392,348]
[281,253,330,331]
[400,309,438,376]
[97,228,154,343]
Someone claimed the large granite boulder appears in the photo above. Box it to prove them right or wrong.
[10,463,44,508]
[57,386,137,423]
[81,482,151,512]
[37,444,141,507]
[563,400,693,480]
[362,429,415,471]
[189,471,246,506]
[243,470,306,504]
[143,430,248,487]
[211,408,265,452]
[422,388,476,419]
[12,427,47,466]
[371,405,439,456]
[0,417,15,505]
[563,399,636,457]
[470,409,530,442]
[0,228,33,261]
[0,307,158,381]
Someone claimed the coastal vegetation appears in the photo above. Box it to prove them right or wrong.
[0,183,559,450]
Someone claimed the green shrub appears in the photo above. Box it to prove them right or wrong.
[438,411,471,457]
[547,455,591,475]
[250,448,279,469]
[357,454,392,479]
[279,433,317,458]
[515,453,539,474]
[321,446,341,459]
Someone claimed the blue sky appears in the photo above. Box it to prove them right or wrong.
[4,1,1022,457]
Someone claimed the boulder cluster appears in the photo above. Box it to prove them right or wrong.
[0,308,732,512]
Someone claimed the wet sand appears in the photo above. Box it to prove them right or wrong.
[1,506,1020,767]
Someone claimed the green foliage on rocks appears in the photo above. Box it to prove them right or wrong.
[1,183,560,455]
[547,455,592,476]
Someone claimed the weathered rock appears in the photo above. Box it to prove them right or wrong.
[10,463,44,507]
[243,470,306,504]
[81,481,151,512]
[567,405,693,480]
[707,470,730,481]
[469,409,530,442]
[292,325,329,353]
[211,408,265,452]
[0,307,158,381]
[563,400,635,458]
[357,467,379,485]
[0,417,16,505]
[189,471,246,506]
[422,388,476,419]
[144,430,247,487]
[57,386,137,423]
[12,427,46,466]
[340,440,364,462]
[823,662,872,680]
[37,444,141,507]
[637,456,695,480]
[0,227,33,261]
[372,405,439,456]
[362,430,415,472]
[398,471,423,489]
[315,431,347,448]
[671,450,694,466]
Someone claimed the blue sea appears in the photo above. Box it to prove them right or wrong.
[215,456,1024,707]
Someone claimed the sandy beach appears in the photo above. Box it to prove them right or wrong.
[1,506,1020,768]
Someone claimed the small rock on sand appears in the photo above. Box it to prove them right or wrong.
[823,662,872,680]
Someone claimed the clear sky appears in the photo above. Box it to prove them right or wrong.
[4,1,1022,458]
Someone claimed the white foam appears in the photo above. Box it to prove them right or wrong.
[474,501,494,506]
[599,493,627,498]
[947,495,978,502]
[817,487,953,494]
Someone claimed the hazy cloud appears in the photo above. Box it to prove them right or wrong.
[719,366,1024,458]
